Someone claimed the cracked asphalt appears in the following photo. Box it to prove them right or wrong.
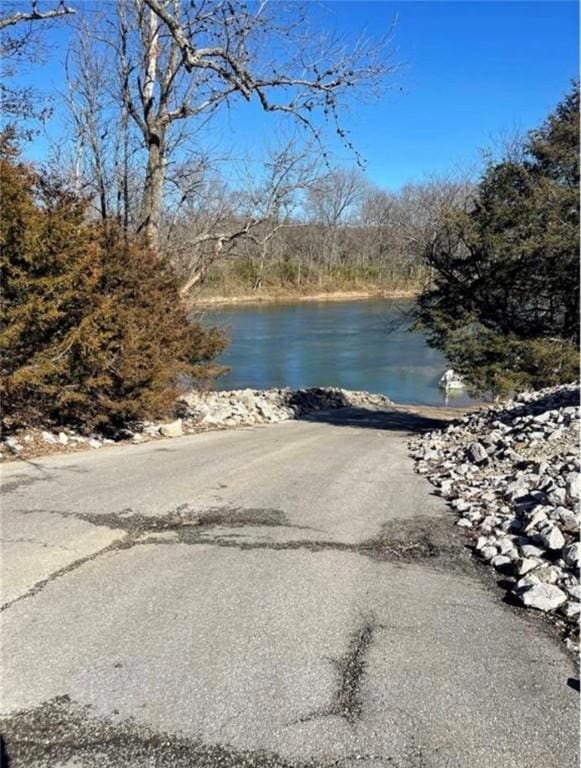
[1,407,578,767]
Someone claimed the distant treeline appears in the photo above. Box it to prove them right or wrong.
[167,168,474,299]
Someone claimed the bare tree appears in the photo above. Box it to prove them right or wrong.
[356,187,396,271]
[166,139,320,295]
[308,167,367,228]
[165,160,475,298]
[240,140,319,289]
[307,167,368,266]
[166,171,256,295]
[64,17,146,228]
[111,0,396,250]
[177,220,257,297]
[65,23,113,219]
[392,176,475,264]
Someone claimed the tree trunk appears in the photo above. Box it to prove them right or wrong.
[138,7,163,250]
[252,243,268,290]
[121,106,130,233]
[139,128,165,250]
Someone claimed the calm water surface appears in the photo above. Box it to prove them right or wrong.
[205,299,479,407]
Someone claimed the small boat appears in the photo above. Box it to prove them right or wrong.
[439,369,465,391]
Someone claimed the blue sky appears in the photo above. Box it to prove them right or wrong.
[10,0,579,190]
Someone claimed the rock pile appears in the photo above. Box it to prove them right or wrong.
[410,383,580,648]
[1,387,391,461]
[180,387,392,427]
[1,428,115,457]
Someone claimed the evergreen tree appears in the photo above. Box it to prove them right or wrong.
[415,83,579,394]
[0,147,226,429]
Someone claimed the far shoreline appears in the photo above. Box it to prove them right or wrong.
[192,288,420,308]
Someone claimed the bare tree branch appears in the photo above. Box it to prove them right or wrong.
[0,2,75,31]
[179,219,257,296]
[129,0,397,247]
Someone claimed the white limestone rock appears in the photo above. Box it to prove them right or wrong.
[537,526,565,551]
[467,442,488,464]
[519,583,567,612]
[562,542,581,569]
[515,557,541,576]
[159,419,184,438]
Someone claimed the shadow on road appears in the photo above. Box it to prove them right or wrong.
[301,405,455,434]
[1,734,10,767]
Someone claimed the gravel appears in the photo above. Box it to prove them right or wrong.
[409,382,580,650]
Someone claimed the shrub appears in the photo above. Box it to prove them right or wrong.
[0,151,226,430]
[415,83,579,395]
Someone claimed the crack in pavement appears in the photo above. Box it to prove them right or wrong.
[296,614,381,727]
[0,506,311,612]
[157,535,451,563]
[331,615,378,724]
[0,538,133,613]
[1,507,475,613]
[0,695,409,768]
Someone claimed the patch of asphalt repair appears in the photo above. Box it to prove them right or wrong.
[7,502,566,655]
[299,613,381,727]
[79,505,293,534]
[1,506,477,613]
[0,695,404,768]
[331,615,378,724]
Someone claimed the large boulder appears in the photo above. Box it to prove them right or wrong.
[159,419,183,438]
[519,583,567,612]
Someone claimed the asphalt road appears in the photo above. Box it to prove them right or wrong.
[1,407,578,767]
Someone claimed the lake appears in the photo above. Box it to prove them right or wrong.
[204,298,479,407]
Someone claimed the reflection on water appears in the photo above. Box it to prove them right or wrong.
[203,299,481,408]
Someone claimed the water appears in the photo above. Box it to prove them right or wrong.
[204,298,480,407]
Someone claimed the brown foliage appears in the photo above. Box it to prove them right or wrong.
[0,150,226,429]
